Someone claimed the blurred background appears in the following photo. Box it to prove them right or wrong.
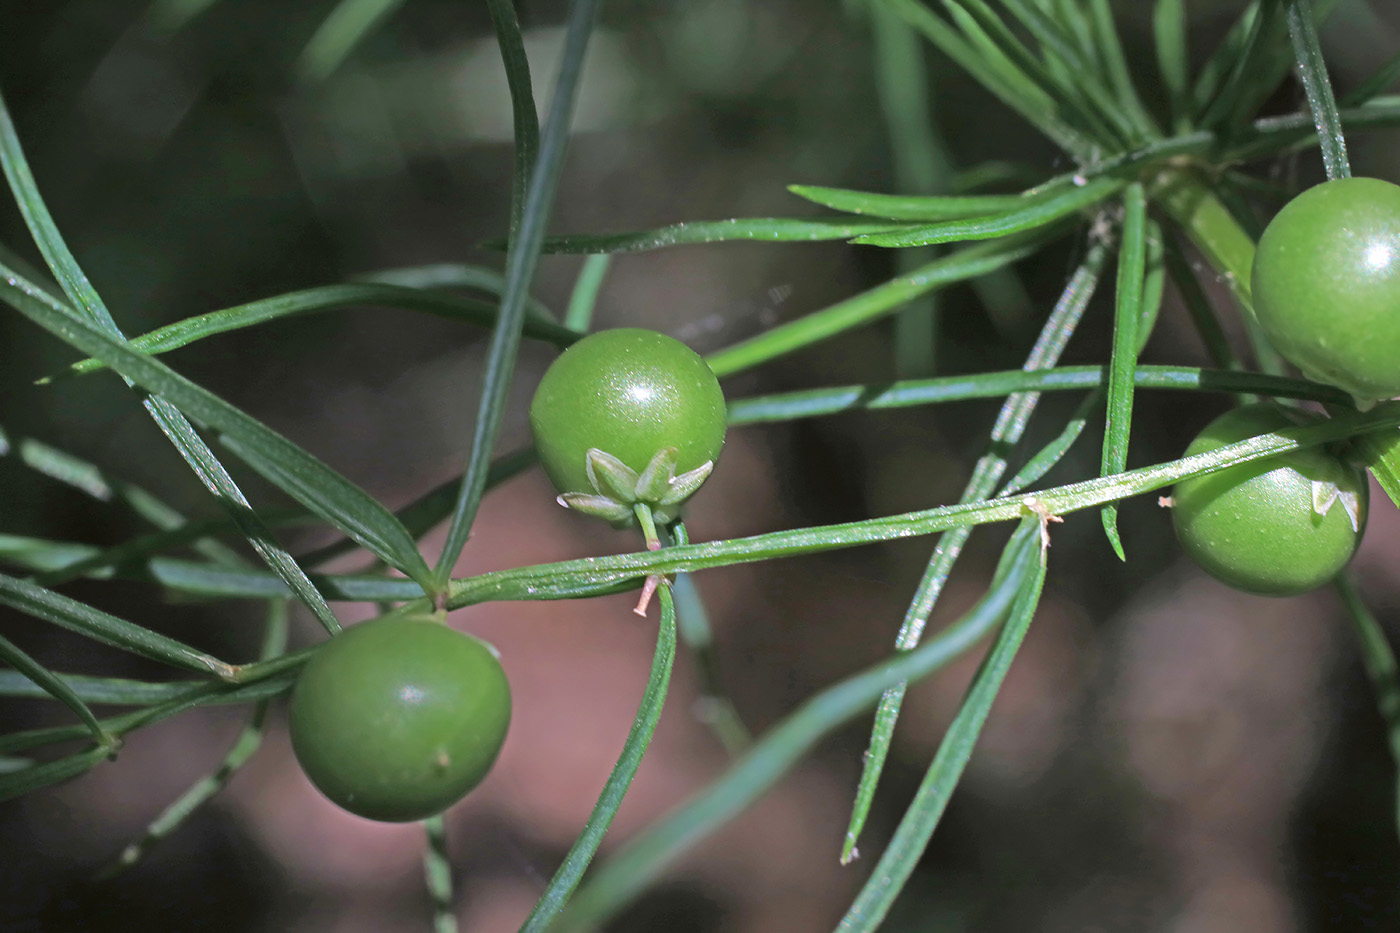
[2,0,1400,930]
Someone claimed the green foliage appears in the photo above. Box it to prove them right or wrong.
[3,0,1400,928]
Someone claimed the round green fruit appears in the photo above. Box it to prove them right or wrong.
[289,616,511,822]
[529,328,727,525]
[1171,404,1368,596]
[1251,176,1400,406]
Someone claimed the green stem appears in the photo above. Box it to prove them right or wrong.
[521,578,678,930]
[1151,165,1256,311]
[633,503,661,551]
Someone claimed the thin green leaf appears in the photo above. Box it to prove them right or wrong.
[1335,573,1400,844]
[1285,0,1351,180]
[0,238,62,301]
[1004,0,1165,148]
[1192,2,1254,112]
[30,509,311,589]
[793,122,1211,225]
[726,364,1350,424]
[998,389,1101,497]
[518,217,913,254]
[0,424,245,567]
[0,745,110,802]
[98,603,288,878]
[889,253,936,373]
[1201,0,1342,131]
[0,667,303,757]
[788,184,1024,221]
[1223,95,1400,163]
[551,520,1041,932]
[1138,219,1167,341]
[850,176,1122,247]
[949,160,1042,192]
[11,446,535,588]
[1342,49,1400,107]
[432,0,604,590]
[1162,235,1241,371]
[1046,0,1098,68]
[946,0,1135,147]
[705,232,1054,378]
[294,0,408,82]
[523,121,1212,258]
[169,411,345,631]
[356,263,554,321]
[0,425,115,501]
[839,519,1047,931]
[521,579,678,931]
[875,0,1095,159]
[564,255,611,332]
[0,271,434,591]
[485,0,540,244]
[0,535,106,576]
[940,0,1119,147]
[1153,0,1190,131]
[0,632,115,748]
[1084,0,1158,138]
[54,283,577,380]
[869,0,950,377]
[0,535,432,604]
[1155,170,1294,384]
[870,3,950,197]
[147,557,424,603]
[0,573,235,679]
[669,523,750,755]
[1100,183,1147,560]
[298,446,538,568]
[1220,167,1295,203]
[994,0,1091,70]
[969,261,1036,342]
[844,236,1106,863]
[1359,426,1400,512]
[0,669,213,706]
[1154,168,1257,312]
[1195,2,1278,126]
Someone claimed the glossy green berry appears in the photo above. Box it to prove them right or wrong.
[529,328,727,525]
[1171,405,1368,596]
[1251,176,1400,406]
[289,616,511,822]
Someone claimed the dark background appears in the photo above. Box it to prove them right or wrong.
[2,1,1400,930]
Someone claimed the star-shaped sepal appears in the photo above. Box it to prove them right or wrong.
[556,447,714,526]
[1312,479,1364,532]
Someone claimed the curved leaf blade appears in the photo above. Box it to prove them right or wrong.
[56,283,577,379]
[850,176,1122,248]
[788,184,1024,221]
